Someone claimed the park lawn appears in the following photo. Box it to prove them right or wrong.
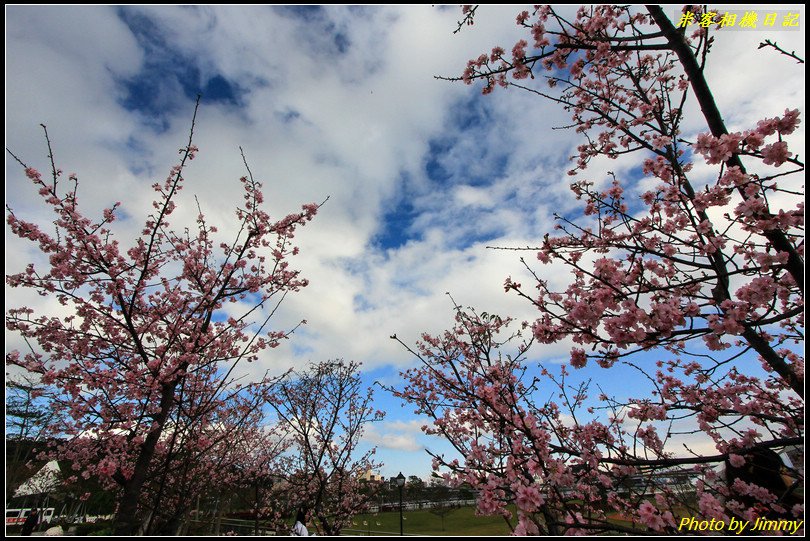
[345,505,672,536]
[345,506,514,536]
[345,502,704,536]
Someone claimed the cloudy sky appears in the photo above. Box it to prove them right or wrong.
[5,5,804,478]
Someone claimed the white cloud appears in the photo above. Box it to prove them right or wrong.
[363,419,426,452]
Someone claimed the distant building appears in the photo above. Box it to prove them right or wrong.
[613,467,701,497]
[359,470,383,482]
[782,445,804,477]
[14,460,62,498]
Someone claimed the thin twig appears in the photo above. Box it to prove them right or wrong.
[453,5,478,35]
[39,124,59,191]
[758,39,805,64]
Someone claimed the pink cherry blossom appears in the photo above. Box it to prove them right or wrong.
[760,141,792,166]
[515,484,544,512]
[639,501,667,531]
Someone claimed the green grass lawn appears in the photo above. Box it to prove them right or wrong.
[341,506,514,536]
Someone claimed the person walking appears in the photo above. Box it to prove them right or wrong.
[292,509,309,536]
[21,508,40,536]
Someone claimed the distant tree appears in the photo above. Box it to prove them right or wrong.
[427,481,458,531]
[429,501,458,532]
[6,374,53,442]
[6,98,320,535]
[396,5,803,535]
[5,374,56,501]
[406,475,426,502]
[267,360,384,535]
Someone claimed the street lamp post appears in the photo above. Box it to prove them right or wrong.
[396,472,406,536]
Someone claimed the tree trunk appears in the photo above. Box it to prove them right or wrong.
[214,495,224,536]
[647,4,804,398]
[113,382,176,535]
[254,483,260,536]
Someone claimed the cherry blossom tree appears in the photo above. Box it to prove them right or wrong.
[396,5,803,535]
[6,98,320,535]
[225,421,290,536]
[266,360,384,536]
[140,374,290,535]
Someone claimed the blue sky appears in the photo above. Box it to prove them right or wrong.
[5,5,805,479]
